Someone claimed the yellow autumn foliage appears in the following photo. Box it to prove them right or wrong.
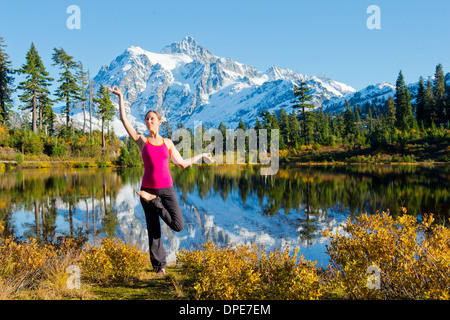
[177,242,322,300]
[324,212,450,299]
[80,238,147,284]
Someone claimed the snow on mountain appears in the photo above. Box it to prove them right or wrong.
[73,36,356,136]
[33,37,450,136]
[322,82,396,113]
[322,74,450,114]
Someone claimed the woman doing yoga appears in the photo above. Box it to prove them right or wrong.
[107,85,214,276]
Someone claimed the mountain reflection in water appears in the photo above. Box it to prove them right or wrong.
[0,164,448,267]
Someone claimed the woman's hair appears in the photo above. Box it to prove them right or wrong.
[145,110,162,121]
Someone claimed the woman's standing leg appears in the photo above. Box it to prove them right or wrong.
[140,189,166,272]
[140,186,184,273]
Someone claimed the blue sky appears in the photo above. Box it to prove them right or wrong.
[1,0,450,99]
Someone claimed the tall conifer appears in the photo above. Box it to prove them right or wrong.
[433,64,446,123]
[17,43,53,133]
[52,47,81,128]
[0,37,14,125]
[293,81,315,145]
[394,71,413,129]
[415,77,426,126]
[94,85,115,150]
[424,80,437,127]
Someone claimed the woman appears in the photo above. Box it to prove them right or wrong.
[106,85,214,275]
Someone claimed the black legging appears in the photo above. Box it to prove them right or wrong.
[140,185,184,271]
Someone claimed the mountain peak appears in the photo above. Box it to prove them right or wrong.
[160,36,216,62]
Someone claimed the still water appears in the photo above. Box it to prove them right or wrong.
[0,164,448,266]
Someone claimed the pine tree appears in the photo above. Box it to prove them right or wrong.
[433,64,446,123]
[315,106,330,145]
[293,81,315,145]
[52,47,81,128]
[88,70,94,137]
[237,119,246,131]
[259,109,273,129]
[39,91,55,135]
[343,100,357,139]
[446,73,450,123]
[424,80,437,127]
[0,37,14,125]
[218,121,227,152]
[76,62,89,133]
[366,107,374,131]
[394,70,413,130]
[17,43,53,133]
[161,120,172,139]
[288,111,301,149]
[93,85,115,150]
[384,97,396,144]
[279,108,290,149]
[332,112,345,141]
[415,77,426,126]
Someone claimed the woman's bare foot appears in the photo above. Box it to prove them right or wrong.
[136,190,157,202]
[156,268,166,276]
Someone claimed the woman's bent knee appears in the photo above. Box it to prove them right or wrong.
[173,221,184,232]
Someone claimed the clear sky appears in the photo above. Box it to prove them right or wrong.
[1,0,450,98]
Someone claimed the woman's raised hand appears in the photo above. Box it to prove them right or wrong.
[106,85,122,97]
[203,153,215,164]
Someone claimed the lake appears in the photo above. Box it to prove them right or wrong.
[0,164,448,267]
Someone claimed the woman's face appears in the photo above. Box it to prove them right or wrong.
[145,112,162,132]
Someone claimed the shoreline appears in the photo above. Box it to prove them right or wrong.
[0,159,449,170]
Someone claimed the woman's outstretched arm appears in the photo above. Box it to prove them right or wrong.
[106,86,141,143]
[165,139,215,169]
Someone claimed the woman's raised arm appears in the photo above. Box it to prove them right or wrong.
[165,139,215,168]
[106,86,141,143]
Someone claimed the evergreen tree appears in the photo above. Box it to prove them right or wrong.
[259,109,273,129]
[76,62,89,133]
[446,73,450,123]
[353,105,362,137]
[93,85,115,150]
[288,111,301,149]
[237,119,246,131]
[415,77,426,126]
[423,80,437,127]
[315,106,330,145]
[394,70,413,129]
[88,70,94,136]
[384,96,396,144]
[52,47,81,128]
[293,81,315,145]
[366,107,374,131]
[279,108,290,149]
[332,112,345,141]
[38,91,55,135]
[218,121,227,152]
[161,120,172,139]
[0,37,14,125]
[343,100,357,138]
[17,43,53,133]
[369,117,389,151]
[433,64,446,123]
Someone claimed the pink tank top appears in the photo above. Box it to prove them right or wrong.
[141,137,173,189]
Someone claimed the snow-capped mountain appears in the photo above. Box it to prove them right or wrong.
[36,37,450,135]
[74,36,356,136]
[322,82,396,113]
[322,73,450,114]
